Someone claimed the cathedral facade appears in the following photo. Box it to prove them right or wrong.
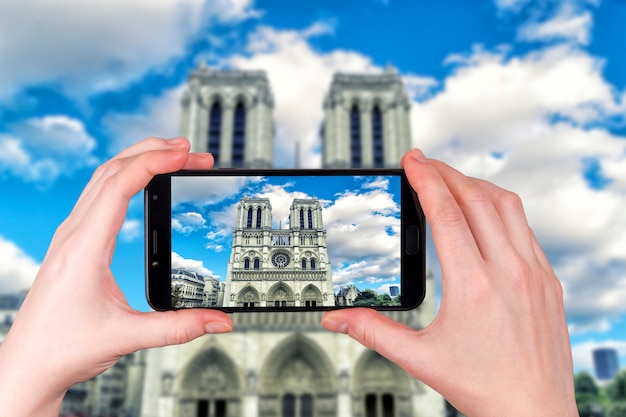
[137,64,445,417]
[224,198,335,309]
[58,63,448,417]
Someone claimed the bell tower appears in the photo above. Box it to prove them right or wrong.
[180,62,275,168]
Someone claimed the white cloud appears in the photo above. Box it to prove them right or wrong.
[0,237,40,294]
[0,0,260,101]
[411,43,626,333]
[518,8,593,45]
[101,86,185,155]
[0,115,98,186]
[173,212,207,235]
[171,251,219,278]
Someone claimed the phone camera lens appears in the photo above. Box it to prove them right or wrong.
[153,195,158,200]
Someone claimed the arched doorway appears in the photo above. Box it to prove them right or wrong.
[259,333,337,417]
[176,347,242,417]
[352,351,413,417]
[300,284,322,308]
[236,284,261,308]
[267,282,296,307]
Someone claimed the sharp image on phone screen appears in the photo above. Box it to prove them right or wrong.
[145,169,425,312]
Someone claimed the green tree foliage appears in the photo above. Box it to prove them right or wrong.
[352,289,397,307]
[607,401,626,417]
[575,371,602,417]
[171,284,183,308]
[608,370,626,402]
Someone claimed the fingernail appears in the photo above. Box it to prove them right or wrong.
[205,321,232,334]
[411,148,427,163]
[166,137,186,145]
[321,317,349,334]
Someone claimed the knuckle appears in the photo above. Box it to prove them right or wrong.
[458,182,490,205]
[431,200,465,228]
[498,190,524,211]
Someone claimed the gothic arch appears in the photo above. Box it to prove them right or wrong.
[300,284,322,307]
[266,281,295,307]
[175,346,243,417]
[236,284,261,307]
[259,333,337,416]
[352,350,413,417]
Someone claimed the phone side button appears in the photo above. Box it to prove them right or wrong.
[405,225,419,255]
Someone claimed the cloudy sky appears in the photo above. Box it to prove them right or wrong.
[0,0,625,374]
[170,174,402,294]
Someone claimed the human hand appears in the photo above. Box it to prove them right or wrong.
[321,149,577,417]
[0,137,233,416]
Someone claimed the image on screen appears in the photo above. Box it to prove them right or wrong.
[171,174,402,308]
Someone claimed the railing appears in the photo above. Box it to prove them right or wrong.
[231,270,327,281]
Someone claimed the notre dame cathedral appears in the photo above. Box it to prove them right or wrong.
[224,197,335,309]
[59,63,449,417]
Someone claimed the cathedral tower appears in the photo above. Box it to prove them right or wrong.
[223,197,334,308]
[322,66,412,168]
[180,63,274,168]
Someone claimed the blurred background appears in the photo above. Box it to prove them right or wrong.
[1,0,625,416]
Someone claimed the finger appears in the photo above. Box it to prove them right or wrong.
[402,150,483,278]
[321,309,431,380]
[121,309,233,352]
[472,178,538,265]
[429,160,515,263]
[76,138,186,204]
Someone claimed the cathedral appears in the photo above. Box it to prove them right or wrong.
[224,197,334,309]
[60,63,449,417]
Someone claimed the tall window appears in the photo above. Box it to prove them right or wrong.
[254,259,260,270]
[301,259,307,270]
[208,101,222,165]
[310,259,316,270]
[307,209,313,229]
[372,105,384,168]
[247,208,253,229]
[350,105,362,167]
[299,209,305,228]
[244,259,250,270]
[256,208,262,228]
[232,101,246,167]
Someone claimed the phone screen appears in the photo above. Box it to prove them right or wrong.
[145,169,425,311]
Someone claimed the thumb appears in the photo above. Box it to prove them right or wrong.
[321,308,427,376]
[123,309,233,351]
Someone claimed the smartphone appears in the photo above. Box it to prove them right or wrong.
[145,169,425,312]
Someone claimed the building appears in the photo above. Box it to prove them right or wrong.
[171,268,206,308]
[336,285,361,306]
[59,65,445,417]
[593,347,620,381]
[181,63,274,168]
[224,197,334,308]
[389,286,400,297]
[138,65,443,417]
[321,66,412,168]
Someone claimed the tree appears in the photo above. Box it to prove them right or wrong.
[607,401,626,417]
[608,370,626,402]
[352,289,380,307]
[171,284,183,308]
[575,371,602,417]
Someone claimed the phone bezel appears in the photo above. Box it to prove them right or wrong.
[145,168,426,312]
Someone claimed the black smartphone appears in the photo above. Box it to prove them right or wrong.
[145,169,425,312]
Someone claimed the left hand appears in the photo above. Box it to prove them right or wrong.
[0,137,233,417]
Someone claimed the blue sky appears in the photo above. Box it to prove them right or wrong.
[171,174,402,293]
[1,0,625,374]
